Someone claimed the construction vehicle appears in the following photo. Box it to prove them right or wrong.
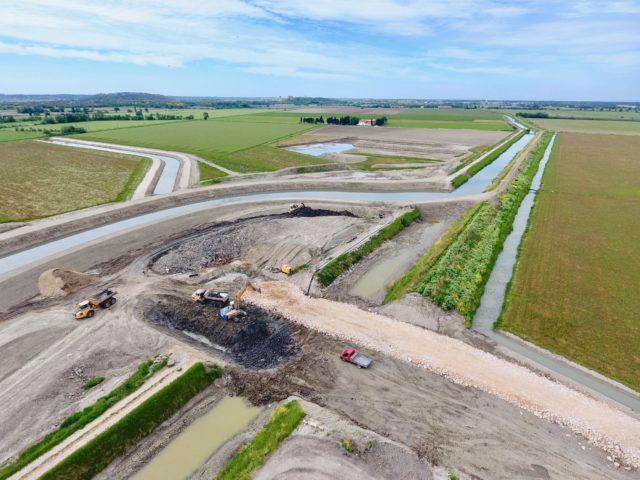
[340,348,372,369]
[270,264,292,275]
[73,289,117,320]
[191,289,229,307]
[220,280,261,321]
[288,202,305,214]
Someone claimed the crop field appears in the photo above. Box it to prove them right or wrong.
[0,141,149,221]
[387,108,511,131]
[150,108,266,119]
[527,118,640,135]
[214,111,305,124]
[499,133,640,391]
[76,120,319,172]
[0,128,45,142]
[501,109,640,121]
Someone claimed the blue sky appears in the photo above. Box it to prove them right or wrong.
[1,1,639,100]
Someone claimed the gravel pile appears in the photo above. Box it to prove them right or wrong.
[144,295,297,369]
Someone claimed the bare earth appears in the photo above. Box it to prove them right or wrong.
[246,281,640,468]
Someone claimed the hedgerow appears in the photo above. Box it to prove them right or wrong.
[316,208,421,286]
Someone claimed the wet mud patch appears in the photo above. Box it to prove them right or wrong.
[143,295,297,369]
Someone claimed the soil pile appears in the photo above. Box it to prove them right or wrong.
[144,295,297,369]
[288,206,357,218]
[38,269,98,297]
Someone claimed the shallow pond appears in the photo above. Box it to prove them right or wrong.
[285,142,354,156]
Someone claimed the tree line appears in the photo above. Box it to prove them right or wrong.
[299,115,388,126]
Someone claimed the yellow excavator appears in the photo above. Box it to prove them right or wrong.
[270,264,291,275]
[219,280,261,321]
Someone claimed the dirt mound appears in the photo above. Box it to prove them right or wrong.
[144,295,297,369]
[38,269,98,297]
[288,206,357,218]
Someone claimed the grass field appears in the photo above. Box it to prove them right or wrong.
[501,109,640,121]
[75,120,319,172]
[528,118,640,135]
[498,133,640,391]
[0,141,149,221]
[387,108,511,131]
[198,161,228,184]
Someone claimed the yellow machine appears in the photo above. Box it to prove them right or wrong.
[219,280,261,320]
[288,202,305,214]
[280,264,292,275]
[73,289,117,320]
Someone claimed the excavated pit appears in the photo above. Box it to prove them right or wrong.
[150,208,358,275]
[142,295,298,369]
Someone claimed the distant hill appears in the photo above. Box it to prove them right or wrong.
[84,92,172,106]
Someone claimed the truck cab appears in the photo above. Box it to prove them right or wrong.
[74,300,95,320]
[340,348,372,368]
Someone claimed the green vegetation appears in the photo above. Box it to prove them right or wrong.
[317,209,421,286]
[498,133,640,391]
[451,130,526,188]
[224,145,327,172]
[40,363,220,480]
[288,263,308,275]
[198,161,227,184]
[387,108,511,131]
[0,141,149,221]
[0,358,166,480]
[341,439,354,453]
[217,400,305,480]
[115,157,152,201]
[416,132,552,326]
[384,203,484,304]
[82,376,105,390]
[528,118,640,135]
[76,120,315,172]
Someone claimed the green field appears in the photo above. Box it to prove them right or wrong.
[76,120,320,172]
[528,118,640,135]
[0,141,149,221]
[150,108,266,119]
[499,133,640,391]
[214,111,305,124]
[502,109,640,121]
[386,108,511,131]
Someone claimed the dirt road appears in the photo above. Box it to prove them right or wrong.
[246,281,640,469]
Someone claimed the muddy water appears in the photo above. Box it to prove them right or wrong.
[131,396,260,480]
[349,222,447,302]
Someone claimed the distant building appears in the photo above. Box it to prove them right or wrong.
[358,118,376,126]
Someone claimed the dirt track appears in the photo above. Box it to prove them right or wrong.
[246,281,640,469]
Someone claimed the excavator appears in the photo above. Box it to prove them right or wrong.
[270,264,291,275]
[219,280,261,321]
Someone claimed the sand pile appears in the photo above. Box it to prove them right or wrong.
[38,269,98,297]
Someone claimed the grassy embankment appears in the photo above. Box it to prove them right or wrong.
[388,133,551,326]
[0,141,150,222]
[40,363,221,480]
[76,119,324,173]
[497,133,640,391]
[317,209,421,286]
[351,154,442,171]
[451,129,526,188]
[0,358,167,480]
[217,400,305,480]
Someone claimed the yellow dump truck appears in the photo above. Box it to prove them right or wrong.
[73,289,117,320]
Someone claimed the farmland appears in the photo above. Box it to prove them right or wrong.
[499,133,640,391]
[526,118,640,135]
[0,141,149,221]
[387,108,512,131]
[75,120,320,172]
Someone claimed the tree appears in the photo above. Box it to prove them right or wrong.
[203,112,209,120]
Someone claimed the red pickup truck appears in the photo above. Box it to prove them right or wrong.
[340,348,372,369]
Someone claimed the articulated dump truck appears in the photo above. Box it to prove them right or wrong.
[73,289,117,320]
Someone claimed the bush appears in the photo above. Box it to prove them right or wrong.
[40,363,221,480]
[0,358,165,480]
[217,400,305,480]
[341,439,354,453]
[317,208,421,286]
[82,376,105,390]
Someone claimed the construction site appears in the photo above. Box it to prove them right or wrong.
[1,124,639,480]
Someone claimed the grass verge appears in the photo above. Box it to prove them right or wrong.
[82,376,105,390]
[198,161,227,184]
[416,132,552,326]
[217,400,305,480]
[451,130,526,188]
[40,362,221,480]
[383,203,483,304]
[115,157,151,201]
[0,358,167,480]
[317,209,421,286]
